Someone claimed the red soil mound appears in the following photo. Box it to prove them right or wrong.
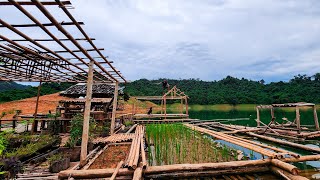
[0,93,72,120]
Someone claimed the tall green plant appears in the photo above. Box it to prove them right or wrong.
[66,114,96,148]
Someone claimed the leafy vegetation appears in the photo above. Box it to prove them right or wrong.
[47,153,65,165]
[125,74,320,105]
[65,114,97,148]
[0,82,73,103]
[146,124,236,165]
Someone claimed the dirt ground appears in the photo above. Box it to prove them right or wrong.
[88,144,131,169]
[0,93,72,120]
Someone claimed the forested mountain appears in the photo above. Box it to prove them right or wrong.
[0,82,73,102]
[124,74,320,105]
[0,82,29,92]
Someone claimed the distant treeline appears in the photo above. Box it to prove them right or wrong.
[0,82,73,102]
[1,73,320,105]
[124,74,320,105]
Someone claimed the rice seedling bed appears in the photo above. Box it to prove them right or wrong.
[146,124,238,166]
[88,144,130,169]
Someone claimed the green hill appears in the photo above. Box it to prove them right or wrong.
[124,74,320,105]
[0,82,29,92]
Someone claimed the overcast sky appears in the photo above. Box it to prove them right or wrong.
[2,0,320,83]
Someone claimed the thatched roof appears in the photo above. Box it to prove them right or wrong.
[60,83,123,98]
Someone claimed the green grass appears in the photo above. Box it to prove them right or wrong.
[146,124,236,165]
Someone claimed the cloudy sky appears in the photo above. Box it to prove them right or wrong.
[2,0,320,83]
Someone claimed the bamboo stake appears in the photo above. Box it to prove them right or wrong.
[110,161,124,180]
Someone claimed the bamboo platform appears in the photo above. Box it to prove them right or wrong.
[133,113,189,119]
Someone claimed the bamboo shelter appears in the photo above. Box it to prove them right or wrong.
[132,86,189,121]
[256,103,320,135]
[0,0,126,167]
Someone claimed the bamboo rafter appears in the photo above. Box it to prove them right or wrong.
[0,0,126,83]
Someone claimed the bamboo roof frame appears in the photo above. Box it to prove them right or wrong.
[0,0,126,83]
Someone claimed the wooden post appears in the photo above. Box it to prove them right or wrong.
[256,107,260,126]
[185,97,188,115]
[31,80,42,134]
[313,105,319,130]
[164,96,167,120]
[80,60,94,167]
[180,98,183,114]
[161,100,163,115]
[296,106,301,134]
[110,81,119,134]
[271,107,274,119]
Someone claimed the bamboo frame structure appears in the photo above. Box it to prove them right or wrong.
[0,0,127,168]
[132,86,189,120]
[256,103,320,133]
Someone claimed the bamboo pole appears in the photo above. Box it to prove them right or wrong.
[282,155,320,163]
[126,127,138,166]
[314,106,319,130]
[221,130,299,158]
[185,97,188,115]
[111,81,119,134]
[110,161,124,180]
[31,80,42,134]
[80,60,94,167]
[164,97,167,119]
[247,132,320,153]
[132,167,142,180]
[144,159,270,174]
[140,128,147,168]
[126,124,138,134]
[256,107,260,126]
[185,124,276,157]
[271,159,299,175]
[270,166,308,180]
[296,106,301,134]
[132,127,141,169]
[145,166,269,179]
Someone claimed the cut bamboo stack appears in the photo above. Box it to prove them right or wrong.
[125,125,147,169]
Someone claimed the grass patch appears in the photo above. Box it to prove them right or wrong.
[146,124,237,165]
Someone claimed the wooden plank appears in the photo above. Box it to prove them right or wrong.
[111,82,119,134]
[80,60,94,167]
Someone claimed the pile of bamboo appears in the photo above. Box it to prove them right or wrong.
[125,125,147,170]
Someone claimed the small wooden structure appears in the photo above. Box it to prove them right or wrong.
[256,103,319,134]
[132,86,189,120]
